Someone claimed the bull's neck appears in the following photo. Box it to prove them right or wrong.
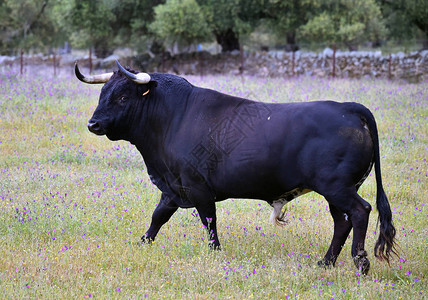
[129,88,191,162]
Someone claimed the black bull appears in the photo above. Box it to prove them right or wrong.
[75,61,396,274]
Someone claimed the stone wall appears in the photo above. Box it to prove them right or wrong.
[148,49,427,82]
[1,48,427,81]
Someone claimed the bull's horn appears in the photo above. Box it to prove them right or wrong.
[75,61,113,84]
[116,60,151,84]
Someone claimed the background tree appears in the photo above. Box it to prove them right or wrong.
[58,0,116,58]
[299,0,387,50]
[263,0,320,51]
[0,0,61,54]
[378,0,428,49]
[150,0,211,52]
[197,0,263,52]
[0,0,425,56]
[107,0,164,53]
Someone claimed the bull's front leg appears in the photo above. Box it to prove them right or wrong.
[142,193,178,244]
[196,203,221,250]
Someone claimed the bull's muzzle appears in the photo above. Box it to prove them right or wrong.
[87,121,105,135]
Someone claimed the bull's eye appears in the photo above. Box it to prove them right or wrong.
[119,96,127,104]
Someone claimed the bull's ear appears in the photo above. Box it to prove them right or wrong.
[149,80,158,88]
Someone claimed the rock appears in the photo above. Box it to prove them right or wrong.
[323,48,334,57]
[100,54,120,69]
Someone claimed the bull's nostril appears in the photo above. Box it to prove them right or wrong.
[88,121,103,135]
[88,121,98,130]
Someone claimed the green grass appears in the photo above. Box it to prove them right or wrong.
[0,71,426,299]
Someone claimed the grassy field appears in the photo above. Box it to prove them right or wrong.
[0,70,426,299]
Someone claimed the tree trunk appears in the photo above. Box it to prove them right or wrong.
[89,48,92,74]
[284,32,299,52]
[413,20,428,49]
[345,42,358,51]
[94,42,113,58]
[422,33,428,50]
[215,29,240,52]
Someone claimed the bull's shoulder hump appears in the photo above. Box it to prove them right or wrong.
[150,73,194,92]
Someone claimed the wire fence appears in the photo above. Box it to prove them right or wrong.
[1,41,427,82]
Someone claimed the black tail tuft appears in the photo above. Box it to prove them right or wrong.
[374,186,398,263]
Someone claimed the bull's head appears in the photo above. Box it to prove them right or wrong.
[75,60,155,141]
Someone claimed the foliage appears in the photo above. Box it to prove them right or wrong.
[400,0,428,37]
[299,0,387,50]
[263,0,320,50]
[57,0,116,57]
[150,0,211,50]
[0,0,426,54]
[378,0,428,47]
[110,0,165,53]
[0,0,61,53]
[197,0,264,52]
[0,71,427,298]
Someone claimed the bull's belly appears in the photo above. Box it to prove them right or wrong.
[211,170,309,203]
[215,182,312,204]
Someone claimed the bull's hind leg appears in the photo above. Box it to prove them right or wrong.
[349,193,372,275]
[318,204,352,268]
[323,188,372,275]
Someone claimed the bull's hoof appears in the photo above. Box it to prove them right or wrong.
[353,250,370,275]
[137,235,153,246]
[208,242,221,251]
[317,259,333,269]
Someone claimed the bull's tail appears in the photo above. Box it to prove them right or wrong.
[356,104,397,263]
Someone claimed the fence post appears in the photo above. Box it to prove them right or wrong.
[388,53,392,80]
[89,48,93,74]
[332,43,336,78]
[292,51,295,77]
[199,52,204,78]
[161,49,165,73]
[239,45,244,74]
[20,49,24,75]
[53,51,57,77]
